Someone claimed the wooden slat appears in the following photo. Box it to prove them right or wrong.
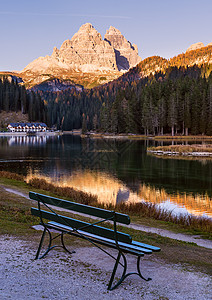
[31,208,132,244]
[29,192,130,225]
[48,221,152,254]
[132,241,161,252]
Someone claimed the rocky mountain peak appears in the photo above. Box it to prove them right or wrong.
[104,26,141,71]
[56,23,117,72]
[70,23,102,45]
[22,23,141,86]
[186,42,205,52]
[79,22,94,30]
[52,47,60,58]
[106,26,122,36]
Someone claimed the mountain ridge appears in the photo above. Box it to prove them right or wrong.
[1,30,212,91]
[20,23,141,88]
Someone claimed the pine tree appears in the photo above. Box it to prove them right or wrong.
[206,84,212,135]
[82,113,87,134]
[167,92,177,136]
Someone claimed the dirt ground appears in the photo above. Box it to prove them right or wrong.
[0,235,211,300]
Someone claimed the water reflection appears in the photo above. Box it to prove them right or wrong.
[26,170,139,205]
[7,135,49,146]
[1,134,212,218]
[138,184,212,218]
[25,170,212,218]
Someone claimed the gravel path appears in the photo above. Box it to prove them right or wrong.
[0,235,211,300]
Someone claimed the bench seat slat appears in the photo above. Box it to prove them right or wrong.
[29,192,130,225]
[31,208,132,244]
[48,221,152,255]
[47,223,144,256]
[132,241,161,252]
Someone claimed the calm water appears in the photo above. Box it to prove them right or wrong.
[0,134,212,218]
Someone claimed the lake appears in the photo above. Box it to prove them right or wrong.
[0,134,211,218]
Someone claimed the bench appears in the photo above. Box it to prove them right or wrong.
[29,191,161,290]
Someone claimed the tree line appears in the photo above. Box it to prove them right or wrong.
[100,72,212,136]
[1,65,212,136]
[41,65,212,136]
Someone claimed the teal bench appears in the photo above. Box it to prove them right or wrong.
[29,191,161,290]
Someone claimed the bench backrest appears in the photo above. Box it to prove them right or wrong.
[29,192,130,225]
[29,192,132,244]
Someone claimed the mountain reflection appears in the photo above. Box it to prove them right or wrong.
[26,170,212,218]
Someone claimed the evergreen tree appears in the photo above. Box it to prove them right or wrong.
[82,113,87,134]
[167,92,177,136]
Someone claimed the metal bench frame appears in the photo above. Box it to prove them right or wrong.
[29,192,160,290]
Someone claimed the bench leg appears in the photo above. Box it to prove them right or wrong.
[35,228,76,259]
[61,233,75,254]
[137,256,152,282]
[35,227,52,259]
[107,251,127,291]
[36,227,47,259]
[107,254,151,290]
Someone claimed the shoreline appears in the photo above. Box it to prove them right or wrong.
[0,131,61,136]
[5,184,211,248]
[64,131,212,141]
[147,149,212,158]
[2,129,212,141]
[147,144,212,158]
[1,180,211,246]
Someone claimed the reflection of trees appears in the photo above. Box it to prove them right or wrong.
[1,135,212,200]
[25,170,212,218]
[139,184,212,218]
[76,138,135,170]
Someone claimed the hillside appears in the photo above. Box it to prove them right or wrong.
[136,44,212,78]
[0,111,29,129]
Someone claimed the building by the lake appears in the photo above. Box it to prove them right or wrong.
[7,122,47,133]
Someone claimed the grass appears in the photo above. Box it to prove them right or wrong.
[148,144,212,154]
[124,227,212,276]
[0,171,211,237]
[0,187,39,237]
[88,133,212,141]
[27,177,212,237]
[153,135,212,141]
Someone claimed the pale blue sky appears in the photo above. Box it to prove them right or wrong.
[1,0,212,71]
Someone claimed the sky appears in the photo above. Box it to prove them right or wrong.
[1,0,212,71]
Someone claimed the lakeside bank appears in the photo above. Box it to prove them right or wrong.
[0,131,62,136]
[0,172,211,238]
[147,144,212,159]
[65,131,212,141]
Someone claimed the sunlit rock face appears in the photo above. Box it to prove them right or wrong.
[22,23,140,76]
[186,42,205,52]
[58,23,118,72]
[104,26,141,71]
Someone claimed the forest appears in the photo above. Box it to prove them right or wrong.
[39,65,212,136]
[1,64,212,136]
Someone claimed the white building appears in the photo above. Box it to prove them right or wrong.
[7,122,47,132]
